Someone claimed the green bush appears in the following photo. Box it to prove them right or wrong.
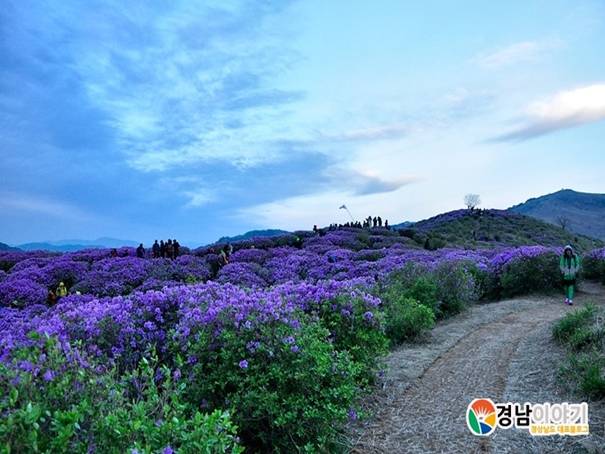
[554,305,605,399]
[552,305,597,344]
[465,263,495,301]
[384,296,435,344]
[583,253,605,282]
[177,318,364,452]
[0,335,242,453]
[381,272,440,316]
[499,253,561,298]
[433,262,478,315]
[559,352,605,399]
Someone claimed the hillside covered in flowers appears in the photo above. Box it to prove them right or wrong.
[2,212,605,452]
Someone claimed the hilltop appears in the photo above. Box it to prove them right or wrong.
[215,229,290,244]
[509,189,605,240]
[402,208,602,252]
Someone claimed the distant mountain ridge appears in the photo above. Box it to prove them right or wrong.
[509,189,605,240]
[0,242,20,251]
[216,229,290,244]
[16,237,138,252]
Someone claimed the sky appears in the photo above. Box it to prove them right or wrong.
[1,0,604,247]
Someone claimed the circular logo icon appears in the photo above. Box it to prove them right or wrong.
[467,398,497,436]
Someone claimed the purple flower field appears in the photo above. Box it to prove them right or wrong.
[0,229,575,370]
[0,227,596,451]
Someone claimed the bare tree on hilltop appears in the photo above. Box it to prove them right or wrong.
[557,215,570,231]
[464,193,481,211]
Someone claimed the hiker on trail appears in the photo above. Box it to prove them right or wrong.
[560,245,581,305]
[373,217,378,228]
[160,240,166,258]
[378,216,383,227]
[152,240,160,258]
[136,243,145,258]
[56,282,68,299]
[385,220,389,230]
[173,239,180,258]
[313,225,318,234]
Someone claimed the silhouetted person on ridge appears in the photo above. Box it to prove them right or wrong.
[152,240,160,258]
[378,216,382,227]
[173,239,180,258]
[385,220,389,230]
[160,240,166,258]
[373,217,377,228]
[166,239,174,260]
[136,243,145,258]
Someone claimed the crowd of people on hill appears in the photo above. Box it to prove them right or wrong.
[133,239,182,259]
[313,216,390,234]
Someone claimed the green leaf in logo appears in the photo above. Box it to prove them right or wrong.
[468,409,481,434]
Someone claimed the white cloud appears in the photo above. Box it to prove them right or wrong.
[68,2,302,172]
[183,188,216,207]
[526,84,605,123]
[491,83,605,141]
[475,40,558,68]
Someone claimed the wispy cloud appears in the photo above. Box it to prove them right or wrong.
[489,83,605,142]
[183,188,216,208]
[324,169,418,196]
[319,124,409,142]
[20,1,304,172]
[475,40,559,68]
[0,192,96,222]
[353,173,418,195]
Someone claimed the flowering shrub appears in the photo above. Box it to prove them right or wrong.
[488,246,561,298]
[2,230,601,451]
[0,278,47,307]
[175,317,359,451]
[0,335,242,453]
[583,248,605,283]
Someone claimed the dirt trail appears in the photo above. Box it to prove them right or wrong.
[349,282,605,453]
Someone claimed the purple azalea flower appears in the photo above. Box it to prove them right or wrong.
[43,369,55,382]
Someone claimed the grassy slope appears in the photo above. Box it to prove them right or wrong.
[408,209,603,252]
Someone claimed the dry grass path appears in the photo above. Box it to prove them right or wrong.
[349,282,605,453]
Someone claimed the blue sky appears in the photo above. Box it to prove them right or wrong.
[1,0,604,247]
